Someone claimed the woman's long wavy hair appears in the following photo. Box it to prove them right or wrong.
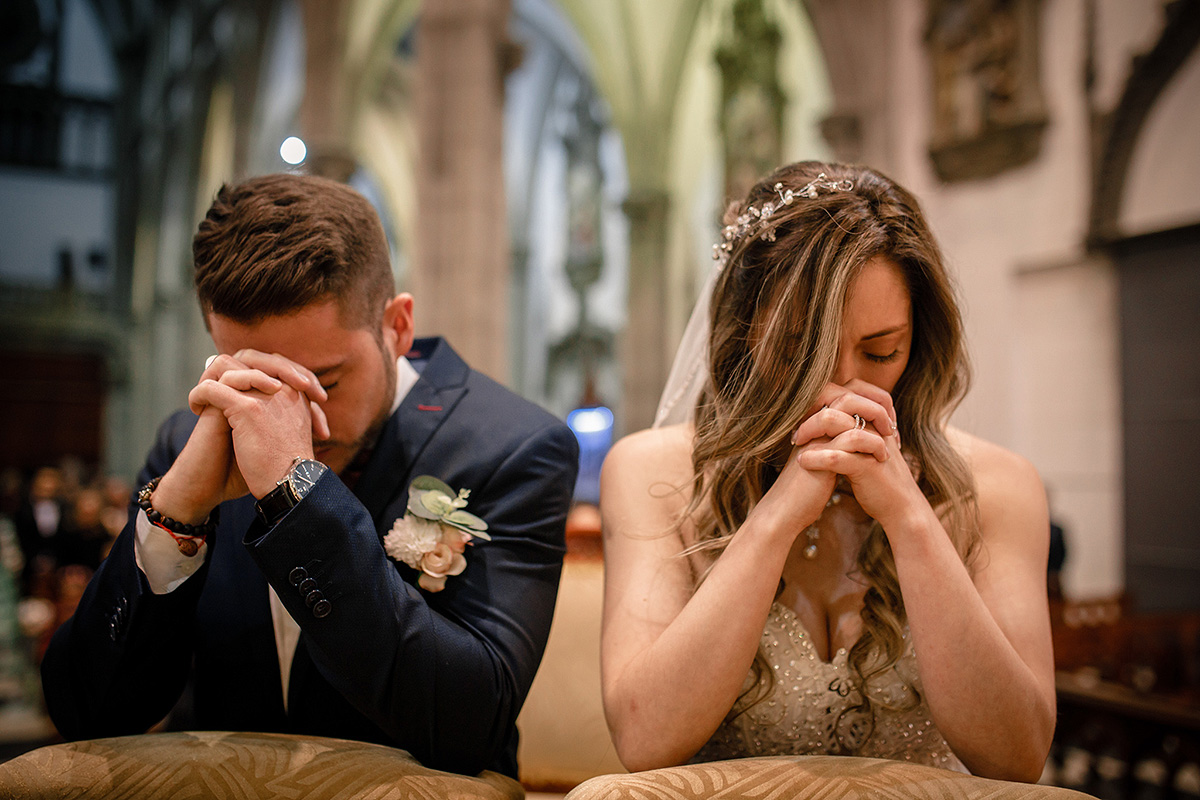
[684,161,979,748]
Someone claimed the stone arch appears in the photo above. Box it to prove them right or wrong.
[1089,0,1200,244]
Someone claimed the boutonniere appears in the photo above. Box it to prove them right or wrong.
[383,476,490,592]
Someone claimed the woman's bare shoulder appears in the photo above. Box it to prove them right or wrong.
[946,427,1040,489]
[946,426,1047,542]
[605,424,694,482]
[601,424,695,537]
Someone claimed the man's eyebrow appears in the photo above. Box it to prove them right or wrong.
[860,324,909,341]
[311,363,345,378]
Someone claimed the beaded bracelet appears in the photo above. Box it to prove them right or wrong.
[136,476,216,557]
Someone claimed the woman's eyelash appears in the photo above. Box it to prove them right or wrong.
[321,381,339,391]
[864,350,901,364]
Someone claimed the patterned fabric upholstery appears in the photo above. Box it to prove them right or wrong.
[0,731,523,800]
[565,756,1095,799]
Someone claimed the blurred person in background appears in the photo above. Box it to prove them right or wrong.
[14,467,65,600]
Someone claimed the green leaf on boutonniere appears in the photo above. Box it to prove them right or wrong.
[404,475,490,539]
[446,509,489,538]
[410,476,454,493]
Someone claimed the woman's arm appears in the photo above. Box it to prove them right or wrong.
[800,429,1056,781]
[600,425,834,770]
[899,435,1055,780]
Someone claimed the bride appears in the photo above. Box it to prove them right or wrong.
[599,162,1055,780]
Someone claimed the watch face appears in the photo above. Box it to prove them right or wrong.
[289,459,328,498]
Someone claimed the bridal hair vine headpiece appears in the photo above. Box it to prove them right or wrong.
[712,173,854,268]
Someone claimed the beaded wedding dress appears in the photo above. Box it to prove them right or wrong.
[691,602,968,772]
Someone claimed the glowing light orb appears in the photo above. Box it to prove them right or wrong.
[280,136,307,165]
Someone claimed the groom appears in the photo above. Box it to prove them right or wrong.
[41,173,579,779]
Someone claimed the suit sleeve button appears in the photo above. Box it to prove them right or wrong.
[298,578,317,595]
[289,567,308,586]
[312,600,331,618]
[305,589,323,608]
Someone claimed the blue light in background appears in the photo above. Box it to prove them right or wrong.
[567,406,614,505]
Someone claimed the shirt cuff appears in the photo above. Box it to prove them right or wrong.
[134,508,208,594]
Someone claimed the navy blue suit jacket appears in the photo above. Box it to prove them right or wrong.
[42,338,579,778]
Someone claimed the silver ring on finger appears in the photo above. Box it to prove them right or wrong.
[853,414,866,431]
[205,354,218,370]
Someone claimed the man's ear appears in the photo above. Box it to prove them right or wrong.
[381,293,415,358]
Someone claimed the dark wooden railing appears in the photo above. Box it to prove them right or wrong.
[1047,597,1200,798]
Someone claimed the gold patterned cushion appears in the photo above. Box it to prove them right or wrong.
[0,731,523,800]
[565,756,1093,799]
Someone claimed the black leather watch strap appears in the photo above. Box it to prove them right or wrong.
[255,481,295,527]
[255,458,327,527]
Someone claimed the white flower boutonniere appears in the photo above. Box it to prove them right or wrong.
[383,476,490,592]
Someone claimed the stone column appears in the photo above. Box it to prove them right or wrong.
[299,0,356,181]
[619,189,670,434]
[803,0,896,172]
[412,0,511,380]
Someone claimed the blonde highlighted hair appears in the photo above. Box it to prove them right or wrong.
[684,161,979,748]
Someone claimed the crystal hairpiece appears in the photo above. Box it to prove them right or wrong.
[712,173,854,268]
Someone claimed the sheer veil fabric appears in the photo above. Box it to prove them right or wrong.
[653,263,721,428]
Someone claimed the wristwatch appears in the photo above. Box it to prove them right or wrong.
[255,457,328,527]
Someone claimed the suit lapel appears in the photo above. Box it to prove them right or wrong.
[351,337,470,531]
[288,339,469,722]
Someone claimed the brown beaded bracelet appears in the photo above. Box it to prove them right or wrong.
[137,476,217,556]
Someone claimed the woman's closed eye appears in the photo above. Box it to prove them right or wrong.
[864,349,902,364]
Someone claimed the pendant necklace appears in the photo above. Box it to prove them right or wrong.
[801,491,843,559]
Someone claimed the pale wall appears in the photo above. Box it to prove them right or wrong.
[877,0,1196,599]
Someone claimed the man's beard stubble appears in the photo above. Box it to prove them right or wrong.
[320,344,397,475]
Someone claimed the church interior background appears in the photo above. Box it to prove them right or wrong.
[0,0,1198,794]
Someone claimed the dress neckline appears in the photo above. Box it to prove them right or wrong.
[769,602,850,667]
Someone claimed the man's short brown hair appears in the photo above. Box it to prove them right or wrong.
[193,173,394,329]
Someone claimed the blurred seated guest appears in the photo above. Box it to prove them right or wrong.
[57,456,88,506]
[1042,486,1067,602]
[16,594,55,664]
[0,468,22,520]
[1047,519,1066,602]
[99,476,132,541]
[14,467,65,597]
[55,488,112,572]
[600,163,1055,781]
[41,173,578,779]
